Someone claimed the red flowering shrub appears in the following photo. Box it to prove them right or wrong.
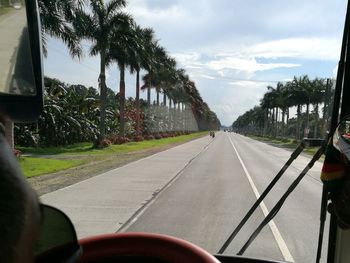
[13,149,22,158]
[144,135,155,140]
[133,135,144,142]
[107,135,130,145]
[154,134,163,140]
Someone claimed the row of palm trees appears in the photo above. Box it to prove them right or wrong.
[38,0,219,145]
[14,77,202,147]
[232,75,334,140]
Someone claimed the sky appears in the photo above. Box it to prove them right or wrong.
[44,0,347,126]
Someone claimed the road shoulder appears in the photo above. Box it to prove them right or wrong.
[40,136,213,238]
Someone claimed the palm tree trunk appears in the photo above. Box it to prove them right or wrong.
[296,104,301,140]
[119,64,126,137]
[156,87,160,106]
[271,107,275,137]
[275,107,278,137]
[178,103,181,131]
[135,69,141,136]
[305,102,310,137]
[163,92,167,106]
[281,109,285,137]
[286,108,289,135]
[314,104,319,138]
[322,79,331,136]
[147,86,151,105]
[98,51,107,142]
[169,98,173,131]
[263,108,268,136]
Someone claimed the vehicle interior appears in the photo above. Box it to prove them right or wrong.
[1,0,350,262]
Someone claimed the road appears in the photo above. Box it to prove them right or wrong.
[0,7,26,94]
[124,132,328,263]
[42,132,328,262]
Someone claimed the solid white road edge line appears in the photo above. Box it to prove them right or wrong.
[228,135,295,263]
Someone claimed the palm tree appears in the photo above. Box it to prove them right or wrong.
[289,77,307,140]
[107,14,134,137]
[321,78,334,136]
[260,91,273,136]
[39,0,85,57]
[73,0,127,143]
[128,25,156,136]
[310,78,326,137]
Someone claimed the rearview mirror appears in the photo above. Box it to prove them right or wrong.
[333,117,350,160]
[35,205,81,263]
[0,0,43,122]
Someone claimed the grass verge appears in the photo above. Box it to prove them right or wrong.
[18,132,208,156]
[19,157,84,178]
[249,135,320,157]
[0,7,12,16]
[18,132,208,177]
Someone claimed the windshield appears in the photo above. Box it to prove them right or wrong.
[4,0,347,262]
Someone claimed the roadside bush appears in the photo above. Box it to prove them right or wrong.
[107,134,130,145]
[167,132,175,137]
[161,133,170,138]
[144,135,155,140]
[175,131,183,136]
[133,135,144,142]
[154,134,163,140]
[94,138,111,149]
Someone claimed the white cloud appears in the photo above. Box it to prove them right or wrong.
[171,52,201,66]
[203,56,300,72]
[228,80,272,87]
[246,38,341,61]
[191,73,216,80]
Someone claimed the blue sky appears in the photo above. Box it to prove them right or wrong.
[44,0,347,126]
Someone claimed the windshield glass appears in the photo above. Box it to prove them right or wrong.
[5,0,347,262]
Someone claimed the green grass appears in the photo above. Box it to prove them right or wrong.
[0,7,12,16]
[249,135,321,157]
[250,135,297,148]
[17,132,208,177]
[19,157,84,178]
[18,132,207,156]
[18,142,94,155]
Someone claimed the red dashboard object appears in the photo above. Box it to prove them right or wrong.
[79,232,220,263]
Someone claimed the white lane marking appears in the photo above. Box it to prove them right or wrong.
[228,135,295,263]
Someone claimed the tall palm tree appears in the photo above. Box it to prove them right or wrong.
[107,14,134,137]
[73,0,127,143]
[289,76,306,140]
[293,75,312,137]
[310,78,326,137]
[129,25,156,136]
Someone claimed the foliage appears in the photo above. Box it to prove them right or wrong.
[233,76,335,140]
[15,0,220,148]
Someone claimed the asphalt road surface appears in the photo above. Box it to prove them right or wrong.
[0,7,26,94]
[125,132,328,263]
